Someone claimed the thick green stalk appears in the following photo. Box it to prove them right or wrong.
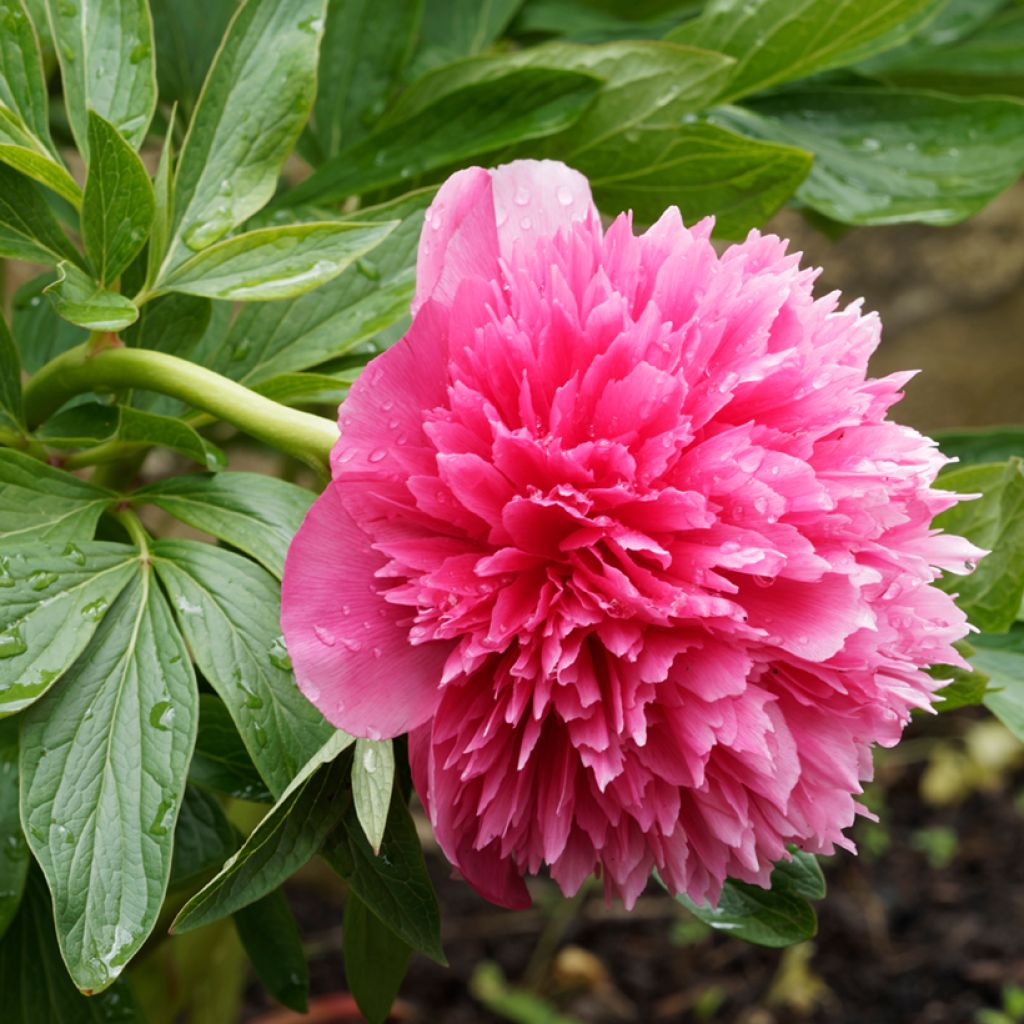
[23,344,339,472]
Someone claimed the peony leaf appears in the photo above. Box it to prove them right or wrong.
[11,272,88,374]
[715,90,1024,227]
[44,262,139,332]
[935,459,1024,634]
[668,851,825,948]
[587,120,812,238]
[137,474,313,581]
[153,540,333,796]
[937,427,1024,469]
[189,694,273,804]
[0,103,81,207]
[668,0,937,103]
[0,0,52,150]
[352,738,396,855]
[0,541,139,717]
[234,889,310,1014]
[343,891,412,1024]
[0,448,112,544]
[975,628,1024,743]
[20,573,197,993]
[0,163,81,267]
[45,0,156,154]
[160,0,327,273]
[169,784,238,890]
[0,315,24,436]
[82,112,156,286]
[156,220,398,301]
[172,730,355,934]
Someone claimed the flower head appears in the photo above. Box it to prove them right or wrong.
[282,160,980,909]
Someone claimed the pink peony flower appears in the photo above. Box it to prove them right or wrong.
[282,160,981,910]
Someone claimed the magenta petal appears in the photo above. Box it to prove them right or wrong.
[281,484,450,739]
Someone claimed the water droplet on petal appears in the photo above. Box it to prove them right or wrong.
[520,216,532,230]
[556,184,574,207]
[314,624,336,647]
[513,186,530,206]
[368,447,388,463]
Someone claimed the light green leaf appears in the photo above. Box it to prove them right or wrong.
[0,0,53,150]
[172,730,355,934]
[669,851,825,948]
[189,693,272,803]
[20,572,198,993]
[975,630,1024,742]
[934,459,1024,634]
[0,868,143,1021]
[136,472,313,580]
[122,292,213,358]
[0,102,81,206]
[11,271,88,373]
[37,402,226,471]
[234,889,309,1013]
[44,262,139,332]
[668,0,936,103]
[282,66,601,207]
[82,111,156,285]
[343,892,411,1024]
[862,7,1024,96]
[587,120,812,237]
[45,0,156,153]
[932,654,991,712]
[251,370,356,408]
[157,220,398,301]
[0,448,112,544]
[0,541,139,717]
[304,0,422,162]
[0,162,81,266]
[150,0,237,116]
[162,0,326,271]
[324,792,445,963]
[413,0,520,71]
[352,738,395,855]
[0,314,24,435]
[169,784,238,890]
[716,89,1024,227]
[146,109,175,286]
[153,540,332,795]
[0,719,29,940]
[937,427,1024,469]
[209,190,431,385]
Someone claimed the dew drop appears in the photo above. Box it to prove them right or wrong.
[372,646,382,659]
[63,542,86,566]
[129,41,150,64]
[362,744,377,773]
[368,447,388,463]
[29,570,58,591]
[495,205,508,227]
[149,700,174,731]
[233,669,265,709]
[520,216,532,231]
[0,558,13,589]
[556,184,574,207]
[513,186,530,206]
[148,800,175,836]
[268,635,292,671]
[0,627,26,659]
[356,257,380,280]
[253,725,269,749]
[314,624,336,647]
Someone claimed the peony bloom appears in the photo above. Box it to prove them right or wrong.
[282,159,981,909]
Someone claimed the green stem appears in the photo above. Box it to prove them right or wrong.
[113,505,150,555]
[23,344,339,472]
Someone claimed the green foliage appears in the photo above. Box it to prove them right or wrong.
[0,0,1022,1013]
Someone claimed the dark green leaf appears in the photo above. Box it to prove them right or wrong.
[863,7,1024,96]
[234,888,309,1013]
[413,0,520,71]
[668,0,935,103]
[975,628,1024,742]
[38,402,226,471]
[0,0,53,150]
[189,693,273,803]
[670,851,824,948]
[153,540,332,794]
[513,0,702,43]
[82,112,156,285]
[0,868,142,1021]
[0,314,24,435]
[0,104,82,207]
[934,459,1024,634]
[352,738,395,855]
[160,0,327,271]
[150,0,238,116]
[11,272,88,373]
[932,658,991,711]
[138,472,313,580]
[283,67,601,207]
[343,892,411,1024]
[0,162,80,266]
[937,427,1024,469]
[0,718,29,940]
[305,0,422,161]
[0,448,112,544]
[172,730,355,934]
[44,262,139,332]
[209,190,431,385]
[717,89,1024,226]
[123,292,213,357]
[170,784,238,889]
[324,791,445,963]
[157,220,398,301]
[45,0,156,153]
[20,572,198,993]
[0,540,138,716]
[146,111,175,286]
[587,120,812,237]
